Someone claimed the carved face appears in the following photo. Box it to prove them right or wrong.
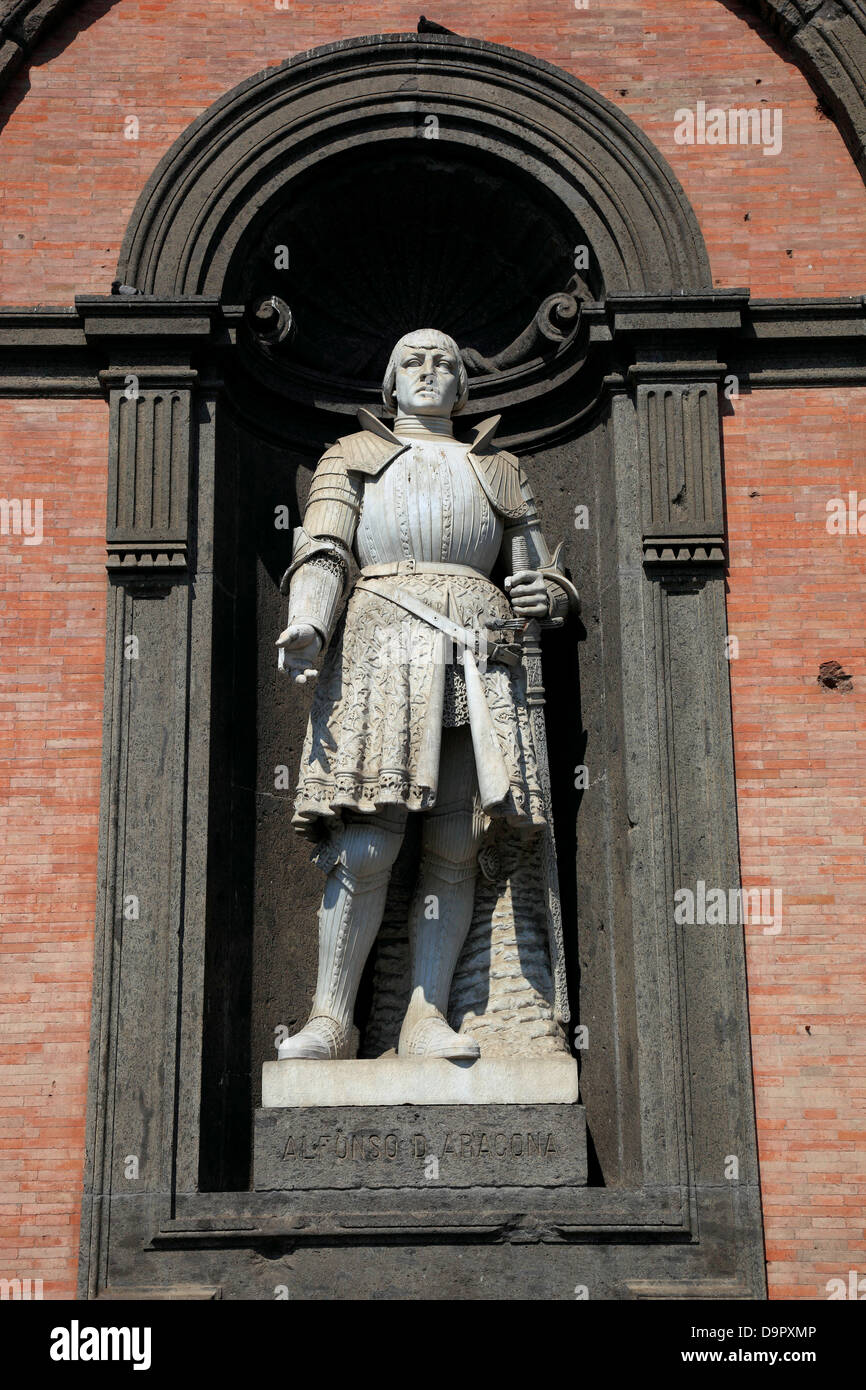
[393,334,460,417]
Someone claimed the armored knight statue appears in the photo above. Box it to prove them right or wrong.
[276,329,578,1061]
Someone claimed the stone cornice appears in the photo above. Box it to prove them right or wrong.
[0,298,242,395]
[2,296,866,395]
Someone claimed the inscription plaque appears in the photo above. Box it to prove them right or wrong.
[254,1104,587,1190]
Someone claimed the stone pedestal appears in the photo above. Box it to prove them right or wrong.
[255,1102,586,1191]
[261,1056,580,1107]
[255,1057,586,1191]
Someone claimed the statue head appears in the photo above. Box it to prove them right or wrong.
[381,329,469,418]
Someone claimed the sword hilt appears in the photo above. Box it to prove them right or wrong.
[508,536,568,631]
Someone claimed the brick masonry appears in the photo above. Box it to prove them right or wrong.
[0,0,864,1299]
[0,400,107,1300]
[724,390,866,1300]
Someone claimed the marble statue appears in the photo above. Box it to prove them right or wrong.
[276,330,578,1061]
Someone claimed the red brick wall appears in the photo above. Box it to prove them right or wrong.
[0,400,107,1300]
[2,0,866,302]
[1,0,864,1299]
[723,389,866,1300]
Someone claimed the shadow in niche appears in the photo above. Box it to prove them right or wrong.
[212,422,353,1191]
[544,615,587,1039]
[541,603,604,1186]
[199,409,320,1194]
[197,120,604,1187]
[227,138,600,390]
[198,408,259,1194]
[555,644,605,1188]
[195,413,601,1190]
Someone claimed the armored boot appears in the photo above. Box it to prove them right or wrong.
[279,811,405,1060]
[398,780,484,1060]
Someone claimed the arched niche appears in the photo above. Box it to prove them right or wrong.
[114,34,711,445]
[81,34,764,1301]
[120,34,710,297]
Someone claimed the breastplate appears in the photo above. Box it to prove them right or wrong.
[355,439,503,572]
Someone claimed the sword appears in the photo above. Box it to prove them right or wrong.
[510,537,570,1026]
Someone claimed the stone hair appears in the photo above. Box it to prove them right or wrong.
[381,330,469,415]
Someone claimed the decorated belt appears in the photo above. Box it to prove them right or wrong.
[355,578,523,667]
[358,560,494,581]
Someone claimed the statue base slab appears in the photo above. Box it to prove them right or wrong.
[254,1100,586,1190]
[261,1055,579,1107]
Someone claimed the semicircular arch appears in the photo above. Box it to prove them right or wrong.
[117,33,712,298]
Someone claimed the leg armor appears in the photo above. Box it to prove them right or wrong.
[399,728,485,1059]
[279,808,406,1060]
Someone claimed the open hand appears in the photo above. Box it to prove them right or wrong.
[276,623,322,684]
[504,570,551,619]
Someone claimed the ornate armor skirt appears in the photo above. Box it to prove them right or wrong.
[292,572,547,839]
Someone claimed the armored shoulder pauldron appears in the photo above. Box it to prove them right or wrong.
[337,409,530,523]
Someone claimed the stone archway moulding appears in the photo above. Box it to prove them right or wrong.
[116,33,711,297]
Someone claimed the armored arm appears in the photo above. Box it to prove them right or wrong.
[279,445,362,647]
[499,465,579,620]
